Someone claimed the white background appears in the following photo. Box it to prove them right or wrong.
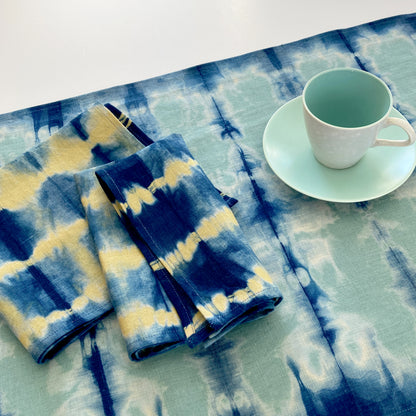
[0,0,415,114]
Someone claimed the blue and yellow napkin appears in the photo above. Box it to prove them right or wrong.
[75,168,186,360]
[95,134,283,348]
[0,104,282,363]
[0,105,145,362]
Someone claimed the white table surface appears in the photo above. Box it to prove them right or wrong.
[0,0,415,115]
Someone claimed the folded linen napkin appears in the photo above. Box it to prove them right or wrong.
[0,104,148,363]
[96,135,283,347]
[0,102,238,363]
[73,107,238,360]
[75,168,186,360]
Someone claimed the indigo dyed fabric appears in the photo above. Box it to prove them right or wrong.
[75,168,186,360]
[1,12,416,416]
[0,100,235,363]
[96,135,282,347]
[0,104,147,363]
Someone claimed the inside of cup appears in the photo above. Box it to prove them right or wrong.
[304,69,391,128]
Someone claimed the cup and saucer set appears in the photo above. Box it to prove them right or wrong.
[263,68,416,203]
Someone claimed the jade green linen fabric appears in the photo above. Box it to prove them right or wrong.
[1,12,416,416]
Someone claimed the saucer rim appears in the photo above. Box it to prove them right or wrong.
[262,96,416,203]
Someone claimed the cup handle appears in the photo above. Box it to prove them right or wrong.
[372,117,416,147]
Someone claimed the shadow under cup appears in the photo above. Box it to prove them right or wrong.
[304,69,391,128]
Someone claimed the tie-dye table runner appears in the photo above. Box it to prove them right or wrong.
[1,12,416,416]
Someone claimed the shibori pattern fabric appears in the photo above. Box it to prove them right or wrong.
[0,104,156,363]
[95,135,282,348]
[0,12,416,416]
[75,163,187,361]
[0,100,239,363]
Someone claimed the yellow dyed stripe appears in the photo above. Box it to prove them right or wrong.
[197,206,238,240]
[0,168,45,211]
[149,259,164,272]
[155,309,180,326]
[117,112,133,129]
[100,246,145,276]
[164,233,199,269]
[197,305,215,320]
[0,217,109,307]
[68,242,109,303]
[0,106,135,211]
[183,310,208,338]
[212,293,229,313]
[148,157,199,193]
[0,261,22,283]
[177,234,200,262]
[42,135,95,177]
[198,286,256,320]
[112,200,124,217]
[29,309,75,340]
[197,279,267,322]
[0,129,98,211]
[162,206,238,271]
[198,296,225,320]
[118,302,181,339]
[0,298,84,350]
[71,296,89,312]
[125,185,156,214]
[84,108,121,146]
[229,287,253,303]
[183,324,194,338]
[83,279,109,304]
[29,316,49,339]
[252,265,273,283]
[0,218,86,282]
[80,182,109,211]
[33,218,85,260]
[247,277,264,294]
[164,158,198,188]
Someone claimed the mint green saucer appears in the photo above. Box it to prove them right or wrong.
[263,96,416,203]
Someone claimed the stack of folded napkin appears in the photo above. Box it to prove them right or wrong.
[0,104,282,363]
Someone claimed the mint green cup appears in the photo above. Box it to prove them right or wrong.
[302,68,416,169]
